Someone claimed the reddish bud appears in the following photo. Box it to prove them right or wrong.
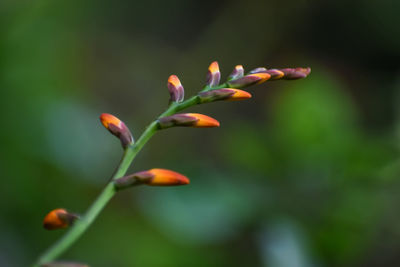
[206,61,221,87]
[114,168,190,189]
[158,113,220,129]
[198,88,251,103]
[43,209,78,230]
[280,67,311,80]
[167,75,184,103]
[228,65,244,80]
[99,113,134,148]
[227,73,271,88]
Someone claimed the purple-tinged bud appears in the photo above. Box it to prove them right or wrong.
[41,262,89,267]
[167,75,184,103]
[248,67,267,74]
[280,67,311,80]
[264,69,285,80]
[198,88,251,103]
[100,113,134,148]
[114,168,190,189]
[227,73,271,88]
[206,61,221,87]
[158,113,220,129]
[228,65,244,80]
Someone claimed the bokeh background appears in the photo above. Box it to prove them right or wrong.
[1,0,399,266]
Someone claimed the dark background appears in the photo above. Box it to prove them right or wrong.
[1,0,399,266]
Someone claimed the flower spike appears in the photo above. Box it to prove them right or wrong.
[198,88,251,103]
[167,75,184,103]
[158,113,220,129]
[228,65,244,80]
[114,168,190,189]
[99,113,134,148]
[206,61,221,87]
[227,72,271,88]
[43,209,79,230]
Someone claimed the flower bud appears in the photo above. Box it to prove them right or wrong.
[227,73,271,88]
[99,113,134,148]
[248,67,267,74]
[114,168,190,189]
[280,67,311,80]
[43,209,78,230]
[264,69,285,80]
[206,61,221,87]
[228,65,244,80]
[41,262,89,267]
[198,88,251,103]
[167,75,184,103]
[158,113,220,129]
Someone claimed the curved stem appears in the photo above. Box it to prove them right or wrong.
[33,86,220,266]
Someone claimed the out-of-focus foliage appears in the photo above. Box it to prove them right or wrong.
[0,0,399,266]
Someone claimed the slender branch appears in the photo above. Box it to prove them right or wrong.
[32,85,216,267]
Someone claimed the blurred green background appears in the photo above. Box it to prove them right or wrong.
[1,0,399,266]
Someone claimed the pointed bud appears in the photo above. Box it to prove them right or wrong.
[41,262,89,267]
[228,65,244,80]
[206,61,221,87]
[280,67,311,80]
[114,168,190,189]
[198,88,251,103]
[227,73,271,88]
[99,113,134,148]
[248,67,267,74]
[264,69,285,80]
[43,209,78,230]
[158,113,220,129]
[167,75,184,103]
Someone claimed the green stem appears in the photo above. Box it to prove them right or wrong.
[33,86,223,266]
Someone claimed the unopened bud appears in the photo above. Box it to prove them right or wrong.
[43,209,78,230]
[206,61,221,87]
[227,73,271,88]
[114,168,190,189]
[198,88,251,103]
[158,113,220,129]
[167,75,184,103]
[228,65,244,80]
[248,67,267,74]
[264,69,285,80]
[280,67,311,80]
[41,262,89,267]
[99,113,134,148]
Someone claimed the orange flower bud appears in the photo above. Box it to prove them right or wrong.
[198,88,251,103]
[228,65,244,80]
[158,113,220,129]
[114,168,189,189]
[264,69,285,80]
[167,75,184,103]
[99,113,134,148]
[227,73,271,88]
[206,61,221,87]
[43,209,78,230]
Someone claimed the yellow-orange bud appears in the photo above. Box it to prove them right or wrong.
[99,113,134,148]
[167,75,184,103]
[114,168,190,189]
[158,113,220,129]
[43,209,78,230]
[198,88,251,103]
[227,73,271,88]
[206,61,221,87]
